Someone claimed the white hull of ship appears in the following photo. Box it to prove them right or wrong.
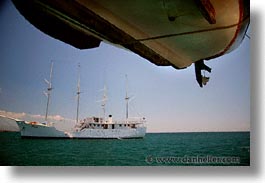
[16,121,146,139]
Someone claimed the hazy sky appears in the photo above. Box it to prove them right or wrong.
[0,1,250,132]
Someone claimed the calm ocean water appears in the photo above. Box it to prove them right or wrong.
[0,132,249,166]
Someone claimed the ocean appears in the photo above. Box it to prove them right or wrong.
[0,132,249,166]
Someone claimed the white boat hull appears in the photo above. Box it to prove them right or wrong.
[16,121,68,138]
[16,121,146,139]
[73,128,146,139]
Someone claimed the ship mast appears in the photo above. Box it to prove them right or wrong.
[101,85,107,122]
[125,75,129,120]
[44,61,54,122]
[76,63,81,125]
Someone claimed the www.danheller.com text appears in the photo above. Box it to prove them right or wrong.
[145,155,241,164]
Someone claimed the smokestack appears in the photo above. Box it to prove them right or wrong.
[108,115,112,123]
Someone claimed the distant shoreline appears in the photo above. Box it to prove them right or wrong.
[147,131,250,134]
[0,131,250,133]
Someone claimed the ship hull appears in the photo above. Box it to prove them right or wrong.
[72,128,146,139]
[16,121,69,138]
[16,121,146,139]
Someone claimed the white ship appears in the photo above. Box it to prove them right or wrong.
[16,62,146,139]
[16,117,146,139]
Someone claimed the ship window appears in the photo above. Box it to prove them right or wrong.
[119,124,122,127]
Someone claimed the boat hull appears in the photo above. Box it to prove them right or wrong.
[72,128,146,139]
[16,121,68,138]
[16,121,146,139]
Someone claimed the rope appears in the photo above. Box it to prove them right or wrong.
[134,16,250,43]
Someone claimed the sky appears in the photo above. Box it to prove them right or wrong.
[0,0,250,132]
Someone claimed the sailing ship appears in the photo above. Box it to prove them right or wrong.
[16,62,146,139]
